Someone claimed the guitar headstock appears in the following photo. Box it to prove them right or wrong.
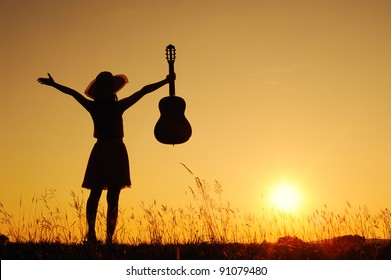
[166,44,176,63]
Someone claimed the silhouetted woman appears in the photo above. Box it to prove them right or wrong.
[37,71,173,244]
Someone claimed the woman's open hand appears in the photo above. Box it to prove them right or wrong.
[37,73,55,86]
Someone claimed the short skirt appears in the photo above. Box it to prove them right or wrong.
[82,139,131,190]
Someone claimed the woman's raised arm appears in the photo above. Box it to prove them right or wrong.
[37,73,92,110]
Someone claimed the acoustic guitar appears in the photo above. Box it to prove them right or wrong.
[154,44,192,145]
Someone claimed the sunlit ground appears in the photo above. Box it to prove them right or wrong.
[1,173,390,245]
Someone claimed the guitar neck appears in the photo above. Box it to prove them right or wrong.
[168,61,175,96]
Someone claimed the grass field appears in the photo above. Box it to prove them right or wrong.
[1,236,391,259]
[1,170,390,259]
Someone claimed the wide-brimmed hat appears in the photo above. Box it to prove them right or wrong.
[85,71,128,99]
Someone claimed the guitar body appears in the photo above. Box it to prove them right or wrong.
[154,44,192,145]
[154,96,192,144]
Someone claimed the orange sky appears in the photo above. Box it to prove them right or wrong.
[1,0,391,218]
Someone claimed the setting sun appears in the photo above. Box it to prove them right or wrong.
[269,182,302,213]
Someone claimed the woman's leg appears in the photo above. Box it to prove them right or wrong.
[106,187,121,243]
[86,188,102,242]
